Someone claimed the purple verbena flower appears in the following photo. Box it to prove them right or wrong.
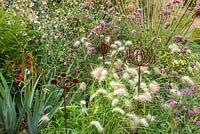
[173,35,184,43]
[188,109,193,115]
[195,4,200,17]
[182,106,187,111]
[180,47,187,54]
[160,10,172,16]
[100,20,106,28]
[192,84,197,91]
[165,2,172,7]
[196,121,200,126]
[164,67,169,72]
[169,99,179,105]
[172,0,181,4]
[174,109,180,113]
[87,47,93,55]
[173,72,178,77]
[190,62,195,68]
[193,107,200,113]
[164,22,170,29]
[164,82,169,88]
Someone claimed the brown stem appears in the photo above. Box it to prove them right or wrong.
[63,88,67,129]
[137,66,141,114]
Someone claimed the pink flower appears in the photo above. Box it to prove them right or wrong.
[164,22,170,29]
[195,4,200,17]
[100,20,106,28]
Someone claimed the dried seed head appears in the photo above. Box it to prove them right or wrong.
[54,75,58,79]
[67,76,74,81]
[58,76,62,80]
[50,79,57,85]
[60,72,67,78]
[96,43,111,56]
[73,78,79,83]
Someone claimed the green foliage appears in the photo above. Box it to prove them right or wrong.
[0,9,28,63]
[191,28,200,39]
[0,72,63,133]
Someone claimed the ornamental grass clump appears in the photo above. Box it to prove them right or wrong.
[113,0,196,51]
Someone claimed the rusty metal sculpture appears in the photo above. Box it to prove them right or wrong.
[51,73,79,129]
[125,46,156,113]
[96,43,111,65]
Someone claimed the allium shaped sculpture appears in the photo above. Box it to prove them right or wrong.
[96,43,111,65]
[125,46,156,113]
[51,73,79,129]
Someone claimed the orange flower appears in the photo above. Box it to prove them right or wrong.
[13,58,17,63]
[6,63,11,67]
[16,73,24,80]
[17,64,23,70]
[25,64,30,69]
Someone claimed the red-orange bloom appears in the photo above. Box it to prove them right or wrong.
[25,64,30,68]
[6,63,11,67]
[17,64,23,70]
[13,58,17,63]
[16,73,24,80]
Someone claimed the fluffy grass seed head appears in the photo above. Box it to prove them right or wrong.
[134,92,152,102]
[170,89,181,96]
[40,114,50,122]
[79,82,87,91]
[139,118,149,127]
[149,81,159,93]
[113,88,129,96]
[90,88,107,101]
[182,76,194,86]
[114,40,122,46]
[112,107,125,115]
[168,43,180,53]
[112,99,120,107]
[90,121,104,133]
[126,67,138,76]
[110,81,125,89]
[91,66,108,81]
[123,72,130,80]
[146,114,155,122]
